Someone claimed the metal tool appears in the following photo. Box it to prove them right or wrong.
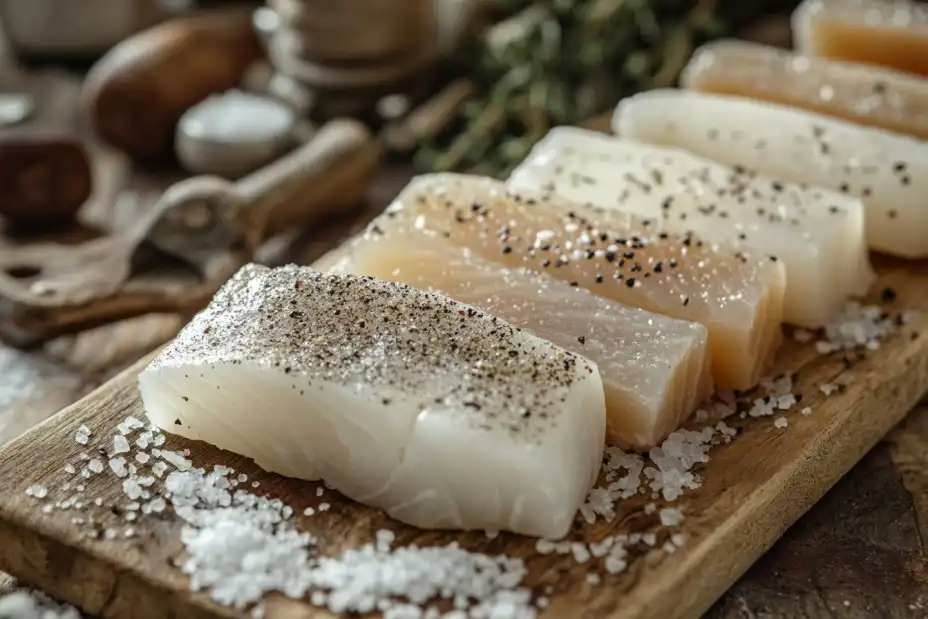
[0,118,381,311]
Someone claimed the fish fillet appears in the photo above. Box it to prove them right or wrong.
[320,230,712,450]
[614,88,928,258]
[507,126,875,328]
[138,263,606,539]
[793,0,928,78]
[370,173,785,390]
[681,39,928,141]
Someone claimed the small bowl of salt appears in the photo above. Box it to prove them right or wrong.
[176,90,306,178]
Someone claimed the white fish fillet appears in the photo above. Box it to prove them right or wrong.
[138,264,606,539]
[507,126,875,327]
[613,88,928,258]
[375,173,785,391]
[320,230,712,450]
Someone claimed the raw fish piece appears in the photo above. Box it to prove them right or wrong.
[681,39,928,140]
[614,89,928,258]
[368,173,785,391]
[139,263,606,539]
[507,127,875,327]
[321,230,712,450]
[793,0,928,77]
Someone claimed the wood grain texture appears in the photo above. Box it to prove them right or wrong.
[0,256,926,619]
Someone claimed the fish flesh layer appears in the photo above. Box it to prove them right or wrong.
[681,39,928,141]
[507,126,875,328]
[320,229,712,450]
[793,0,928,78]
[138,263,606,539]
[614,88,928,258]
[370,173,785,391]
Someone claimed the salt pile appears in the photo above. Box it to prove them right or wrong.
[0,587,84,619]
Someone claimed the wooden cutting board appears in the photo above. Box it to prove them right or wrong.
[0,254,926,619]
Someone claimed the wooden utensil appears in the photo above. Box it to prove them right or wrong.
[0,119,381,346]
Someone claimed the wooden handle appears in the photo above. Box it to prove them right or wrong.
[236,118,381,247]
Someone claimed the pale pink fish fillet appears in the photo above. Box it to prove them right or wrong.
[319,229,713,450]
[336,173,785,391]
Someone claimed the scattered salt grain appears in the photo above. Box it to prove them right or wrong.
[793,328,814,343]
[819,383,838,396]
[585,573,601,586]
[303,507,315,517]
[659,507,683,527]
[315,487,324,497]
[151,461,168,478]
[671,533,685,548]
[317,502,330,512]
[644,503,657,514]
[160,450,192,472]
[815,302,910,353]
[24,484,47,499]
[136,453,150,464]
[642,532,657,546]
[63,464,76,475]
[112,435,131,455]
[645,427,714,501]
[801,407,812,416]
[117,417,145,435]
[0,587,84,619]
[74,425,91,445]
[108,457,128,478]
[87,459,104,475]
[774,417,788,429]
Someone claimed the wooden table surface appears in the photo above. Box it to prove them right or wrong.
[0,163,925,618]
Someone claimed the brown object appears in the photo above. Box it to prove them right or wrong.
[81,9,263,163]
[0,259,925,619]
[0,128,92,229]
[681,39,928,141]
[0,119,381,345]
[792,0,928,78]
[268,0,436,63]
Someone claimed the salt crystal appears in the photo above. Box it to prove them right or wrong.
[87,459,104,474]
[117,417,145,435]
[303,507,315,517]
[41,505,54,514]
[112,435,131,455]
[485,529,499,539]
[585,573,601,586]
[662,541,677,554]
[63,464,76,475]
[774,417,788,428]
[25,484,47,499]
[318,502,330,512]
[74,425,91,445]
[793,328,814,343]
[819,383,838,396]
[671,533,685,547]
[108,457,128,478]
[160,450,192,472]
[535,539,555,555]
[151,462,168,478]
[801,407,812,416]
[237,474,247,483]
[136,453,150,464]
[659,507,683,526]
[316,487,324,497]
[642,533,657,546]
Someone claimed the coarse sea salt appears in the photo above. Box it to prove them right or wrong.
[0,587,85,619]
[22,411,751,618]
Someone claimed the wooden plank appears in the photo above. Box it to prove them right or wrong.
[0,256,925,619]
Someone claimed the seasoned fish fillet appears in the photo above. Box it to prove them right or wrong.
[793,0,928,77]
[507,127,875,327]
[681,39,928,141]
[320,230,712,450]
[374,173,785,390]
[614,89,928,258]
[139,264,606,539]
